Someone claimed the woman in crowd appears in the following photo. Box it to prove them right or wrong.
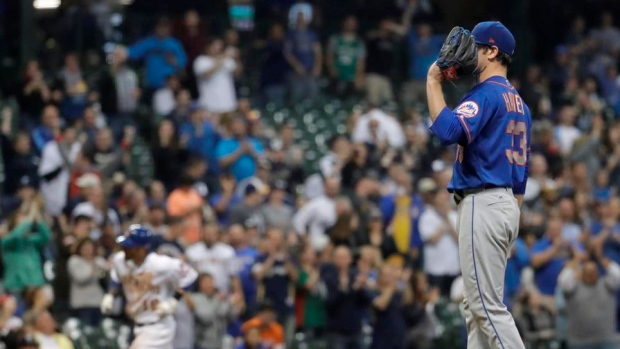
[67,238,106,325]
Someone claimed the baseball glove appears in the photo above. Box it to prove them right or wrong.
[436,26,478,81]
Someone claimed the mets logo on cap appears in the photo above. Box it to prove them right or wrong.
[456,101,479,118]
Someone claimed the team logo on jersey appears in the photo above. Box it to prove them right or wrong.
[456,101,479,118]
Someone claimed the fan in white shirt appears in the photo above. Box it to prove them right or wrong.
[292,177,341,249]
[553,105,582,156]
[193,38,238,114]
[419,190,460,295]
[186,223,240,293]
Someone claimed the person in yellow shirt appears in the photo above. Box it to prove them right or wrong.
[25,309,74,349]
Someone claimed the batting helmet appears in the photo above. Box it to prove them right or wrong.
[116,224,152,248]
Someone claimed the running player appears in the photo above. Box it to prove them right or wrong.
[101,224,198,349]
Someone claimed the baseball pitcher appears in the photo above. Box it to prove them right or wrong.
[426,22,531,349]
[101,224,198,349]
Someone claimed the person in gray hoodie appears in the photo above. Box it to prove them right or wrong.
[558,250,620,349]
[187,273,238,349]
[67,238,106,325]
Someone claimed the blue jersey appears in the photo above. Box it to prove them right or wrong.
[430,75,532,194]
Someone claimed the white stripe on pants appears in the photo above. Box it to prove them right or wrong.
[456,188,525,349]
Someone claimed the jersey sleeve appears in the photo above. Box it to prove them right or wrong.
[110,265,120,283]
[429,94,492,146]
[109,252,123,284]
[168,257,199,290]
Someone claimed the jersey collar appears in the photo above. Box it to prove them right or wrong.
[480,75,514,89]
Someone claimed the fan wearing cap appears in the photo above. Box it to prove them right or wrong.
[426,22,531,349]
[101,224,198,349]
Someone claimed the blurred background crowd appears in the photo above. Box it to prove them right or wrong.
[0,0,620,349]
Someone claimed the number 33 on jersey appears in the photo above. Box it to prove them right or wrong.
[430,76,531,193]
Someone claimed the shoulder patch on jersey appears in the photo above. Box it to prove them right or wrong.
[456,101,479,118]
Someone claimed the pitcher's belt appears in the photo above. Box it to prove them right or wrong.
[453,186,510,205]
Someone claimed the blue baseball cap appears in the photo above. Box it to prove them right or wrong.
[472,21,515,56]
[116,224,152,248]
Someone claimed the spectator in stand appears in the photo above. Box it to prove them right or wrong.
[253,228,297,326]
[117,187,149,226]
[322,245,372,349]
[236,326,268,349]
[67,238,106,326]
[260,180,293,230]
[519,65,546,117]
[71,185,122,238]
[121,17,187,93]
[26,309,74,349]
[402,271,440,349]
[78,103,103,145]
[364,19,402,105]
[53,214,94,312]
[260,23,289,107]
[318,135,351,180]
[144,201,168,236]
[166,88,192,127]
[67,157,101,209]
[216,117,265,182]
[31,105,62,154]
[38,125,82,217]
[588,195,620,322]
[186,223,241,296]
[371,263,406,349]
[288,0,313,29]
[99,47,140,136]
[166,173,204,245]
[153,74,181,116]
[292,177,340,248]
[224,29,243,83]
[504,235,530,308]
[82,127,132,178]
[554,105,582,156]
[153,119,189,192]
[340,143,371,190]
[53,53,89,123]
[559,252,620,349]
[1,112,39,197]
[187,273,237,349]
[327,15,366,98]
[241,301,285,349]
[295,243,326,336]
[174,10,208,73]
[0,295,21,336]
[379,166,426,261]
[17,60,51,128]
[0,197,51,296]
[403,23,443,106]
[229,224,260,313]
[531,217,585,297]
[284,12,322,103]
[591,12,620,53]
[210,174,242,226]
[179,104,220,175]
[513,288,557,345]
[150,215,186,258]
[418,190,459,297]
[194,38,239,114]
[229,184,266,232]
[550,45,571,106]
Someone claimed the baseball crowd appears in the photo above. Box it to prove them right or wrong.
[0,1,620,349]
